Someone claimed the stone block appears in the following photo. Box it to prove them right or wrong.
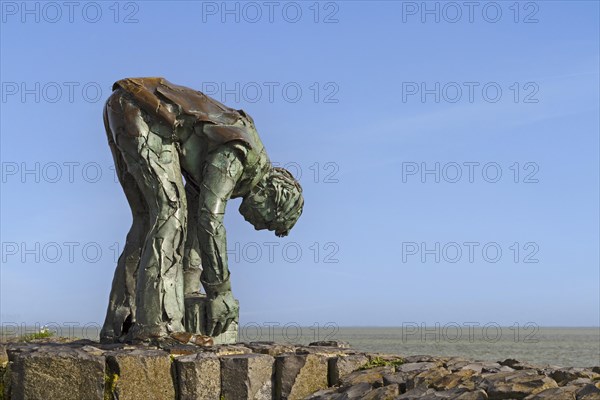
[246,342,296,357]
[577,383,600,400]
[176,352,221,400]
[480,369,558,399]
[328,353,369,385]
[412,366,451,389]
[8,345,105,400]
[0,344,8,366]
[105,349,175,400]
[523,385,580,399]
[340,365,394,388]
[220,353,274,400]
[309,341,350,349]
[362,383,400,399]
[211,344,252,356]
[275,353,329,400]
[295,346,352,358]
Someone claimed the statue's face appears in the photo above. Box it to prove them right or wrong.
[239,172,303,237]
[239,190,273,232]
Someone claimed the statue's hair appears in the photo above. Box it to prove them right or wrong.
[268,167,304,225]
[269,167,304,220]
[240,166,303,237]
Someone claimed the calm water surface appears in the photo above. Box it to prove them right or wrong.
[3,326,598,367]
[302,327,600,368]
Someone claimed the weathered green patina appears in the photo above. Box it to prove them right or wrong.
[100,78,304,343]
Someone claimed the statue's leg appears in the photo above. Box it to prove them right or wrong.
[105,92,187,340]
[101,103,149,340]
[183,183,202,295]
[100,107,148,340]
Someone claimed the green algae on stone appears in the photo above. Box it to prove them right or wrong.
[359,356,405,370]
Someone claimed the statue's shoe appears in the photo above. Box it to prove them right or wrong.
[190,334,214,347]
[169,332,214,347]
[170,332,193,343]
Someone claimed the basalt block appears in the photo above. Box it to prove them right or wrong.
[175,352,221,400]
[7,345,105,400]
[274,353,329,400]
[105,349,175,400]
[328,353,370,385]
[220,353,275,400]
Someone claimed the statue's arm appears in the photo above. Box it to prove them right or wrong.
[197,145,245,336]
[197,145,244,294]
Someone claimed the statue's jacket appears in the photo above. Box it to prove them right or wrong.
[112,77,270,198]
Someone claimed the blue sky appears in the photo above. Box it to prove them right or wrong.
[1,1,598,332]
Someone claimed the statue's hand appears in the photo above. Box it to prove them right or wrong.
[205,290,238,337]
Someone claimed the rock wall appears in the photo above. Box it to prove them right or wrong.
[1,339,599,400]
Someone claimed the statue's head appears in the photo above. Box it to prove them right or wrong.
[239,167,304,237]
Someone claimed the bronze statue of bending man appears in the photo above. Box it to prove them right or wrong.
[100,77,304,342]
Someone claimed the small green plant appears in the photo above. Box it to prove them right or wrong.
[358,356,404,370]
[103,372,119,400]
[20,326,54,342]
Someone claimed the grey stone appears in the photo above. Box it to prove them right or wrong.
[328,354,370,385]
[8,345,105,400]
[382,370,410,391]
[2,360,13,400]
[577,384,600,400]
[309,341,350,349]
[428,369,478,391]
[411,367,452,390]
[210,344,252,356]
[398,362,439,373]
[246,342,296,356]
[176,352,221,400]
[550,368,598,386]
[461,363,484,373]
[480,369,559,399]
[446,360,473,372]
[454,389,489,400]
[340,365,394,388]
[361,383,400,399]
[481,363,504,373]
[458,362,504,374]
[523,385,579,399]
[403,355,447,364]
[304,386,344,400]
[105,349,175,400]
[499,358,540,371]
[0,344,8,365]
[220,353,274,400]
[418,387,470,399]
[275,353,329,400]
[571,378,594,386]
[155,342,204,356]
[396,387,435,399]
[338,382,373,398]
[579,393,600,400]
[295,346,353,358]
